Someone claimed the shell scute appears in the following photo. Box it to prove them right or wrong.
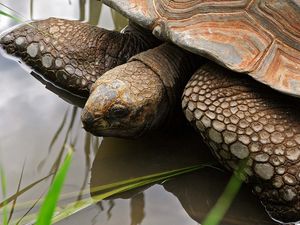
[103,0,300,97]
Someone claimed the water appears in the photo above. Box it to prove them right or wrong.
[0,1,278,224]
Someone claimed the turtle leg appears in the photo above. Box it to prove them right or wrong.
[182,62,300,223]
[0,18,159,97]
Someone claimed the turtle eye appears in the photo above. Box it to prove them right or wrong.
[108,105,129,118]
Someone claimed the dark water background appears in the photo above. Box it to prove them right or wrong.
[0,1,278,224]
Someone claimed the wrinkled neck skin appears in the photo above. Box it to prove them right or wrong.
[123,21,160,49]
[82,43,202,138]
[130,43,201,110]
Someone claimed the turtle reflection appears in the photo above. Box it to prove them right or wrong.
[90,130,277,225]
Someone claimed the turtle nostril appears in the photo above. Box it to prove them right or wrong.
[81,110,95,128]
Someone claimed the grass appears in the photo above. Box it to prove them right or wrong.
[1,161,215,225]
[0,147,73,225]
[48,163,210,224]
[202,160,247,225]
[1,158,245,225]
[0,10,22,23]
[0,8,23,23]
[0,3,34,26]
[35,148,73,225]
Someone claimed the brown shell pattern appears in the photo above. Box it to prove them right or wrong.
[103,0,300,97]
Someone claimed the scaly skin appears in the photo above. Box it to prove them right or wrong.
[0,18,160,96]
[182,62,300,223]
[81,43,199,138]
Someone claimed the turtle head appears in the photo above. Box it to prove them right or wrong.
[81,61,168,138]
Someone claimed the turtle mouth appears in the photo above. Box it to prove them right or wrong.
[85,124,147,138]
[81,114,148,138]
[81,106,152,138]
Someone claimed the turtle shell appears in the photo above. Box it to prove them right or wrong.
[103,0,300,97]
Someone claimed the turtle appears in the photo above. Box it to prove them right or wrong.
[0,0,300,223]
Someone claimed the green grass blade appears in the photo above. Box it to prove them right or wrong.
[58,165,207,222]
[35,148,73,225]
[56,164,210,201]
[0,4,36,31]
[17,164,209,224]
[10,163,219,214]
[0,9,23,23]
[202,161,247,225]
[0,173,53,208]
[8,162,25,223]
[51,164,204,223]
[0,3,29,22]
[0,166,8,225]
[15,191,44,225]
